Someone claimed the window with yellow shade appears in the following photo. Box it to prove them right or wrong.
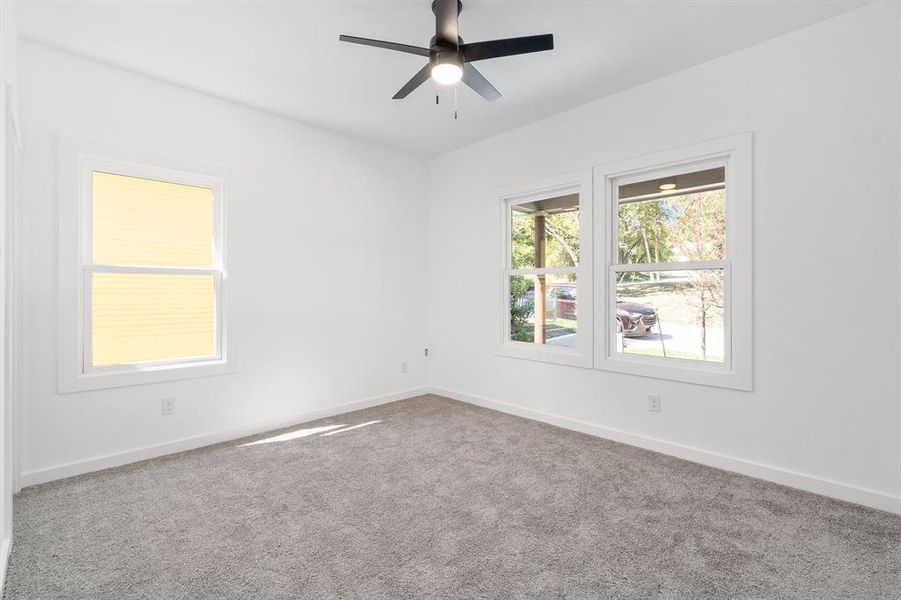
[86,171,223,370]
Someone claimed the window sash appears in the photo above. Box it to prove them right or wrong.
[503,271,583,350]
[80,165,225,374]
[86,264,221,276]
[505,266,582,349]
[612,156,729,263]
[610,260,726,273]
[505,184,583,271]
[608,264,731,371]
[82,268,223,374]
[506,266,579,276]
[80,159,224,269]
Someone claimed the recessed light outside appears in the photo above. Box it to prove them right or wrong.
[659,182,677,191]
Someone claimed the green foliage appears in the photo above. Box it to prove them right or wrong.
[510,213,535,270]
[617,190,725,280]
[511,323,534,343]
[668,191,726,262]
[671,191,725,358]
[509,275,534,342]
[545,212,580,268]
[618,201,675,268]
[511,211,580,271]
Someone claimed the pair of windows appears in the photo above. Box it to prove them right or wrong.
[499,134,752,390]
[59,141,230,392]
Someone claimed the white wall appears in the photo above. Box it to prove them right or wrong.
[428,2,901,511]
[18,42,430,482]
[0,0,17,591]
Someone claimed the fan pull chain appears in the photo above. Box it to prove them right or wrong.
[455,25,460,119]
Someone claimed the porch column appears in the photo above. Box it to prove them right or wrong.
[534,214,546,344]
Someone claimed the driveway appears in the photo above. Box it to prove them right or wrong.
[622,323,724,361]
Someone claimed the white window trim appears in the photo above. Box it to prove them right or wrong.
[497,169,593,368]
[58,138,235,393]
[594,133,753,390]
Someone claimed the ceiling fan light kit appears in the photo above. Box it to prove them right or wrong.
[339,0,554,102]
[431,62,463,86]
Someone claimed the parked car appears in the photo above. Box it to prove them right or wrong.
[616,300,657,337]
[515,284,576,305]
[552,284,576,301]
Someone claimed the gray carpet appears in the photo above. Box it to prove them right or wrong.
[4,395,900,599]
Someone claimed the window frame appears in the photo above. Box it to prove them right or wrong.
[497,169,593,368]
[594,134,752,390]
[58,139,234,393]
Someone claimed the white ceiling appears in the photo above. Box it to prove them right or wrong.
[15,0,869,156]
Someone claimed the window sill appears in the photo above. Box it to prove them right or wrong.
[58,358,237,394]
[594,354,751,391]
[496,342,592,369]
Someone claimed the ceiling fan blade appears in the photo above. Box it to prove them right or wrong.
[393,64,432,99]
[462,64,501,102]
[434,0,459,46]
[461,34,554,62]
[339,35,431,57]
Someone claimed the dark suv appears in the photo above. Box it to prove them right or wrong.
[616,300,657,337]
[544,285,656,337]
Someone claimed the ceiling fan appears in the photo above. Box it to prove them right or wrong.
[339,0,554,102]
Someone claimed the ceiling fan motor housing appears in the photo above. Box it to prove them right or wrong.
[430,45,463,70]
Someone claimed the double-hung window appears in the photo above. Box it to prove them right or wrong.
[59,141,232,392]
[596,134,752,389]
[498,170,593,367]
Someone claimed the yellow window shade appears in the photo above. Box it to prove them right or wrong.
[91,273,216,367]
[92,172,214,267]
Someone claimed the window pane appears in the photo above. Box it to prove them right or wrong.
[614,270,724,363]
[617,167,725,264]
[92,172,214,267]
[511,193,579,269]
[92,273,216,367]
[509,274,577,346]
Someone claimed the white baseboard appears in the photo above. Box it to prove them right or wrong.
[19,387,430,488]
[0,536,10,597]
[430,386,901,515]
[18,385,901,515]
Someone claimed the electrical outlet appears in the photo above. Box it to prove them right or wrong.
[424,348,429,358]
[648,394,661,413]
[400,361,408,374]
[161,397,176,416]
